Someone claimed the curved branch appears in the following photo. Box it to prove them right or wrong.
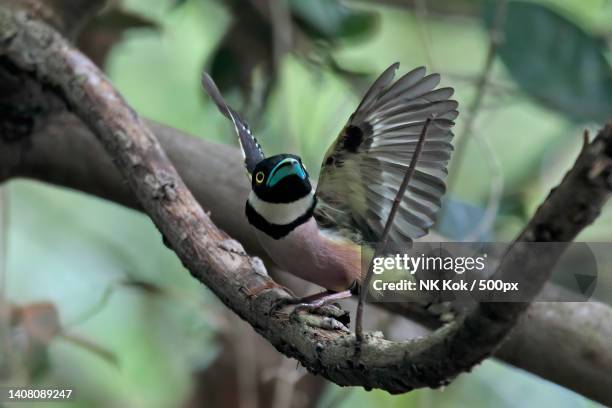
[1,8,611,400]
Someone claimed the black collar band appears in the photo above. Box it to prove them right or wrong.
[245,196,317,239]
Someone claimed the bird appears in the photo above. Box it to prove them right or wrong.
[202,63,457,308]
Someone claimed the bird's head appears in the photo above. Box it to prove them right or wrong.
[251,154,312,203]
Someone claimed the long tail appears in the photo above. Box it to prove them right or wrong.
[201,72,265,174]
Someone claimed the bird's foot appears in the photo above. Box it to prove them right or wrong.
[270,290,352,329]
[295,310,351,332]
[291,290,352,313]
[270,290,351,314]
[426,300,457,323]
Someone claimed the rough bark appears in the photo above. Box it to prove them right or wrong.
[1,4,611,403]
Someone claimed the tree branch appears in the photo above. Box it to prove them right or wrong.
[1,7,611,402]
[4,0,106,39]
[2,80,612,406]
[3,106,612,404]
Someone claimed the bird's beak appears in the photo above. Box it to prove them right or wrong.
[267,158,306,187]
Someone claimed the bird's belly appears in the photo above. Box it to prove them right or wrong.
[253,220,361,291]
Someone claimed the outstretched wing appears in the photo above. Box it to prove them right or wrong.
[202,73,265,174]
[314,63,457,250]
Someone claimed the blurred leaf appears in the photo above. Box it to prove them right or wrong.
[209,44,245,93]
[288,0,378,41]
[171,0,189,8]
[120,278,168,297]
[208,7,274,97]
[96,9,160,31]
[326,57,372,86]
[78,8,159,68]
[488,1,612,122]
[360,0,485,18]
[61,333,119,368]
[206,0,277,100]
[207,0,379,101]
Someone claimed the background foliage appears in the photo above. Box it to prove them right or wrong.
[2,0,611,406]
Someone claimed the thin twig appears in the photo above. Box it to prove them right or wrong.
[445,0,508,195]
[64,282,117,328]
[462,128,503,241]
[355,118,433,343]
[414,0,435,70]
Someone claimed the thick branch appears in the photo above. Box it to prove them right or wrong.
[5,0,106,39]
[2,86,612,405]
[2,76,612,406]
[1,8,611,401]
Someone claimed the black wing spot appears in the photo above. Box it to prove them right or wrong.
[325,156,335,166]
[343,125,364,153]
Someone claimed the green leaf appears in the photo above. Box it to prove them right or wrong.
[288,0,377,41]
[209,45,242,92]
[490,1,612,122]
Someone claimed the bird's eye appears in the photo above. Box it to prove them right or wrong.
[255,171,265,184]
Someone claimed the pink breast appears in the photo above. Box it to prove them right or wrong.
[254,219,361,291]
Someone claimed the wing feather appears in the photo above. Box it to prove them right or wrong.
[314,63,457,250]
[352,63,400,123]
[372,66,427,108]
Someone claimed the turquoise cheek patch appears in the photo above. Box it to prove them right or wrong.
[292,163,306,179]
[268,161,306,187]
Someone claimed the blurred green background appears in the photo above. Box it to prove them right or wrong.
[2,0,612,406]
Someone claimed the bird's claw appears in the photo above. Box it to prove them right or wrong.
[292,302,336,315]
[291,302,350,327]
[268,297,295,315]
[269,290,352,327]
[295,313,350,332]
[269,297,351,330]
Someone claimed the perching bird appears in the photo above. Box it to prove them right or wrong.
[202,63,457,307]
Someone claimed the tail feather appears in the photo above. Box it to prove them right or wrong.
[201,73,265,174]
